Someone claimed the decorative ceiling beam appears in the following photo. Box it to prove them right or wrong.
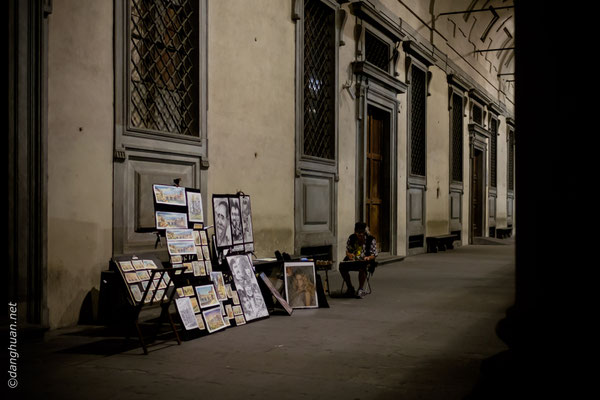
[437,6,514,17]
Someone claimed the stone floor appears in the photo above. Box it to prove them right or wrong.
[12,240,517,400]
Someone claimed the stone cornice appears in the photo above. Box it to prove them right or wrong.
[352,61,408,94]
[349,0,405,42]
[402,40,436,67]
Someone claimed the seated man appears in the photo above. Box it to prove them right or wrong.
[339,222,378,298]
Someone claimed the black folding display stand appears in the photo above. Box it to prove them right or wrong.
[111,255,188,355]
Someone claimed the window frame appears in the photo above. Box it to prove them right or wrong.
[115,0,208,148]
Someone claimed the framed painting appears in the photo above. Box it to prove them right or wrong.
[202,306,227,333]
[166,229,195,241]
[186,191,204,222]
[153,184,186,206]
[210,271,228,301]
[226,254,269,322]
[284,262,319,309]
[175,297,199,331]
[195,284,220,308]
[156,211,188,230]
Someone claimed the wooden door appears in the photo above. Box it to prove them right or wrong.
[471,149,484,238]
[366,107,388,252]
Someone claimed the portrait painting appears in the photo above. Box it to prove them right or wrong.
[202,306,227,333]
[284,262,319,309]
[195,284,220,308]
[226,254,269,322]
[186,191,204,222]
[213,196,232,248]
[156,211,188,230]
[153,184,186,206]
[229,197,243,244]
[240,195,253,243]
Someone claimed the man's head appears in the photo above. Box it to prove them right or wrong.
[215,200,229,238]
[354,222,367,243]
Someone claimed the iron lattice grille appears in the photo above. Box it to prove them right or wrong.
[410,67,426,176]
[490,118,498,188]
[303,0,335,160]
[508,129,514,190]
[451,93,463,182]
[472,104,483,125]
[365,30,390,71]
[130,0,198,137]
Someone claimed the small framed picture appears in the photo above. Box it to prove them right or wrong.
[202,306,227,333]
[210,271,228,301]
[284,262,319,309]
[171,255,183,264]
[229,197,243,245]
[232,305,243,316]
[119,261,134,272]
[195,284,220,308]
[195,313,206,330]
[190,296,201,313]
[240,195,254,244]
[124,272,139,283]
[156,211,188,230]
[175,297,199,331]
[234,315,246,326]
[130,284,143,302]
[183,285,195,297]
[143,259,158,269]
[187,191,204,222]
[202,245,211,261]
[199,230,209,246]
[136,270,151,281]
[132,259,145,270]
[153,184,186,206]
[166,229,195,241]
[167,241,197,255]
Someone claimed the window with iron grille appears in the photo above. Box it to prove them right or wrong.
[451,93,463,182]
[472,103,483,125]
[303,0,336,160]
[129,0,199,137]
[508,129,514,191]
[365,30,390,72]
[490,117,498,188]
[410,66,426,177]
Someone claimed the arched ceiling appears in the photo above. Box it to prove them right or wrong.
[431,0,514,92]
